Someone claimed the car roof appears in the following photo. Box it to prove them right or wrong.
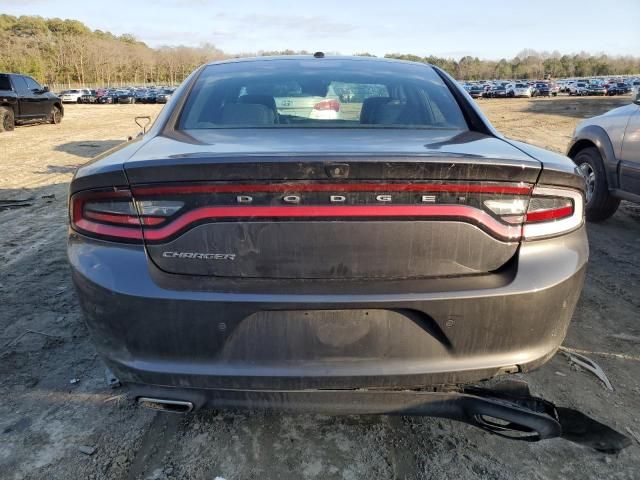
[206,55,434,69]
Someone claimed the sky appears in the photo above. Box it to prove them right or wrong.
[1,0,639,59]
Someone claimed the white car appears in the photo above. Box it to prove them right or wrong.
[60,89,91,103]
[506,83,533,97]
[569,82,589,96]
[272,84,343,121]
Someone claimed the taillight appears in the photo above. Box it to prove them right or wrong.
[313,99,340,112]
[69,188,183,242]
[522,186,584,239]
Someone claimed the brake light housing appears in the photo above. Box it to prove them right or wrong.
[523,186,584,239]
[313,99,340,112]
[69,188,183,243]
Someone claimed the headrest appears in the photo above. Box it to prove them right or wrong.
[220,103,276,125]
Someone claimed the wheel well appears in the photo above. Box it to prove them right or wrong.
[567,139,597,159]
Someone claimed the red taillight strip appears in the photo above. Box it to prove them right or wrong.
[139,205,522,242]
[74,218,144,240]
[132,183,532,196]
[84,210,140,225]
[141,217,167,226]
[525,206,573,223]
[83,210,166,226]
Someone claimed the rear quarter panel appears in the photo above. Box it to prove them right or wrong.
[503,139,584,190]
[71,136,148,193]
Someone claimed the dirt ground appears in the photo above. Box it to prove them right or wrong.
[1,97,639,480]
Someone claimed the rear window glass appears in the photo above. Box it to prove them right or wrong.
[179,59,468,130]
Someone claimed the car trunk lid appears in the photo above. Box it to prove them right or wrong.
[125,129,540,279]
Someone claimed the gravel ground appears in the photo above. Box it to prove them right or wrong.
[0,98,639,480]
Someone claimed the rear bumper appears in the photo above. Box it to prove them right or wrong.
[69,227,587,393]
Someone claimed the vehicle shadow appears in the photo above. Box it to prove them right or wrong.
[522,96,631,119]
[54,140,123,158]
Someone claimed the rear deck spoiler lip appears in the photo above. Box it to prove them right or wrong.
[131,182,533,196]
[122,155,542,185]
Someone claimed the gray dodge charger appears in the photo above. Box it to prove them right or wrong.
[68,56,588,438]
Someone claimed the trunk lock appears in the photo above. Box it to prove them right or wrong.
[325,163,350,178]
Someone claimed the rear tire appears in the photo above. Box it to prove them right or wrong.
[0,107,15,132]
[50,104,62,124]
[573,147,620,222]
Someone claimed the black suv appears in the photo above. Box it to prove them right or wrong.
[0,73,63,132]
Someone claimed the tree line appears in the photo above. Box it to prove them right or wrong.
[0,15,226,88]
[1,15,638,88]
[384,50,640,81]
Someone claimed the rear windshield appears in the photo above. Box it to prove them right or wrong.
[179,59,468,130]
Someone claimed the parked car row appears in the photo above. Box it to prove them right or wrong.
[465,80,559,98]
[463,76,639,99]
[56,87,176,104]
[559,78,638,96]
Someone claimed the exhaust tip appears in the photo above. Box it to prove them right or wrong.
[137,397,194,414]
